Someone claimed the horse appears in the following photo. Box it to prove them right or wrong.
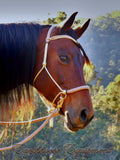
[0,12,94,132]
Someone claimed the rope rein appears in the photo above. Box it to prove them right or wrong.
[0,25,90,151]
[0,109,58,151]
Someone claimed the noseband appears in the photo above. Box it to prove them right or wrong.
[0,26,90,151]
[33,25,90,110]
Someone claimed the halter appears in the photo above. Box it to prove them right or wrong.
[33,25,90,110]
[0,25,90,151]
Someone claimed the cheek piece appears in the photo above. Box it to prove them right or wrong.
[33,25,90,111]
[0,25,90,151]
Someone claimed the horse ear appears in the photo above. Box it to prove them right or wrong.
[74,19,90,39]
[61,12,78,33]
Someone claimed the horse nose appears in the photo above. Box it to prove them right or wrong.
[80,109,94,123]
[80,109,87,122]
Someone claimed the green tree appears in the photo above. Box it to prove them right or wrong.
[92,74,120,151]
[54,11,67,24]
[83,62,97,83]
[93,74,120,121]
[42,11,67,25]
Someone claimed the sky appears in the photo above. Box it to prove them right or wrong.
[0,0,120,23]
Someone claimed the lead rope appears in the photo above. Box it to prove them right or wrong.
[0,26,61,151]
[0,109,59,151]
[0,90,66,151]
[0,92,66,151]
[0,25,90,151]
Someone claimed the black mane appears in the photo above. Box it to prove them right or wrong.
[0,23,51,113]
[0,23,43,93]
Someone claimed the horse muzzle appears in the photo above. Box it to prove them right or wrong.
[64,109,94,132]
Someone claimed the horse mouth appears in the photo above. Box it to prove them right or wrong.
[64,111,85,132]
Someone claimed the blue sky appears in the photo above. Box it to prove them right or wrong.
[0,0,120,23]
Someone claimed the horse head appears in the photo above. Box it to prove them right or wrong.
[34,12,94,132]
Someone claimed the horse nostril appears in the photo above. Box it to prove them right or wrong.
[80,109,87,122]
[89,115,94,122]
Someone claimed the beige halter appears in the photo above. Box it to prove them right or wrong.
[0,25,90,151]
[33,25,90,109]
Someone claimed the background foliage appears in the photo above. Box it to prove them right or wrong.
[0,11,120,160]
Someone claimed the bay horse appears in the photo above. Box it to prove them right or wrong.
[0,12,94,132]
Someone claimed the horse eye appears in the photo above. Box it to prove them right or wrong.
[59,55,69,63]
